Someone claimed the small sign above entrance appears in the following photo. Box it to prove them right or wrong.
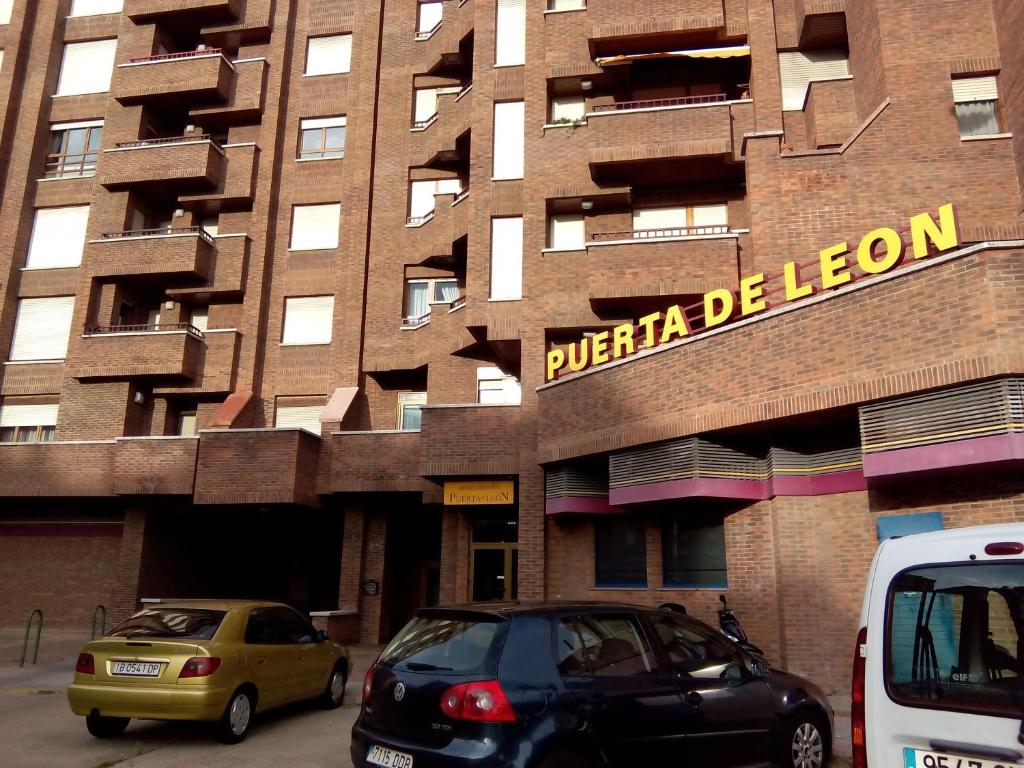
[444,480,515,505]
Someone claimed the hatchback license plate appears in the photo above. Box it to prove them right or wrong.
[111,661,161,677]
[905,748,1024,768]
[367,744,413,768]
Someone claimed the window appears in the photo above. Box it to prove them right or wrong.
[176,410,197,436]
[274,399,326,432]
[70,0,124,15]
[413,88,438,126]
[271,607,317,644]
[417,1,443,34]
[379,615,505,675]
[299,116,346,159]
[650,615,744,678]
[189,307,208,332]
[200,217,219,237]
[662,513,727,588]
[290,203,340,250]
[0,0,10,24]
[492,101,525,179]
[594,516,647,587]
[548,214,585,250]
[888,562,1024,717]
[548,0,587,9]
[408,178,462,220]
[44,120,102,178]
[573,614,653,676]
[25,206,89,269]
[397,392,426,430]
[632,203,727,236]
[404,277,459,321]
[953,76,1002,138]
[56,40,117,96]
[550,95,585,122]
[305,34,352,76]
[495,0,525,67]
[9,297,75,361]
[778,50,849,111]
[0,402,58,443]
[244,608,283,644]
[282,296,334,345]
[490,217,523,299]
[477,366,521,405]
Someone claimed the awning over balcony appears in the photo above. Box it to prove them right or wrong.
[595,45,750,66]
[321,387,359,423]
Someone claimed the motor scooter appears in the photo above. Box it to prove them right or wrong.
[717,594,766,659]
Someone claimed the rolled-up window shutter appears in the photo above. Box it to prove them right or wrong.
[414,88,439,122]
[306,34,352,75]
[0,0,11,24]
[691,204,728,227]
[0,403,59,427]
[633,206,686,231]
[550,215,585,249]
[551,96,585,121]
[952,76,998,103]
[778,50,849,111]
[550,0,586,9]
[495,0,526,66]
[492,101,525,179]
[417,1,443,33]
[409,181,438,218]
[70,0,124,16]
[301,116,346,130]
[490,217,523,299]
[57,40,117,96]
[282,296,334,344]
[26,206,90,269]
[10,297,76,361]
[290,203,340,250]
[274,404,325,432]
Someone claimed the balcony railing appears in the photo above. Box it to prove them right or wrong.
[591,93,727,113]
[591,225,730,242]
[406,211,436,227]
[100,226,216,246]
[449,295,466,311]
[411,113,439,130]
[128,48,225,65]
[402,313,431,328]
[114,134,216,149]
[85,322,205,340]
[415,20,443,40]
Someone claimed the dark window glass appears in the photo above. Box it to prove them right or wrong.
[662,512,727,588]
[379,616,505,674]
[272,607,317,643]
[299,120,346,159]
[650,614,743,678]
[472,517,518,543]
[0,427,15,442]
[594,516,647,587]
[109,608,225,640]
[555,618,591,676]
[888,563,1024,717]
[955,101,1001,137]
[245,608,282,644]
[574,614,653,677]
[44,125,102,178]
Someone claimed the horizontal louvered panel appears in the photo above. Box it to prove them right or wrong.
[545,465,608,498]
[610,438,698,488]
[860,379,1024,453]
[770,446,862,475]
[696,440,769,479]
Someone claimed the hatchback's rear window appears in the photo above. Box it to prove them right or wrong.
[108,608,226,640]
[379,615,505,674]
[887,562,1024,717]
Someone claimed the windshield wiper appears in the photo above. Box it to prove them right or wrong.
[404,662,453,671]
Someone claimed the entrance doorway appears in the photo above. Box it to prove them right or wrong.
[470,515,518,601]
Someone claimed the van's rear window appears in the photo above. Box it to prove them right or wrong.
[108,608,226,640]
[887,563,1024,717]
[379,616,505,674]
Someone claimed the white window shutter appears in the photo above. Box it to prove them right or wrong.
[551,96,585,122]
[691,204,728,227]
[274,404,325,432]
[495,0,526,66]
[301,116,346,130]
[418,1,443,33]
[409,181,438,218]
[70,0,124,16]
[492,101,525,179]
[550,0,586,9]
[306,35,352,75]
[490,217,523,299]
[0,0,11,24]
[0,403,59,427]
[290,203,340,250]
[778,50,849,111]
[550,215,585,249]
[10,297,75,361]
[633,206,686,231]
[189,307,209,332]
[414,88,439,122]
[57,40,117,96]
[26,206,90,269]
[952,76,998,103]
[435,178,461,195]
[282,296,334,344]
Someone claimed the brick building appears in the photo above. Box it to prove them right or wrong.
[0,0,1022,696]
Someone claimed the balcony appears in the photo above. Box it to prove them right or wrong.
[0,441,116,497]
[194,428,321,507]
[795,0,847,47]
[71,323,205,380]
[88,227,214,280]
[98,136,225,192]
[112,49,234,106]
[328,430,424,493]
[166,234,249,300]
[804,78,857,149]
[586,0,728,49]
[126,0,243,23]
[405,190,470,262]
[419,404,521,477]
[112,436,199,495]
[180,143,258,208]
[155,329,241,394]
[188,58,268,127]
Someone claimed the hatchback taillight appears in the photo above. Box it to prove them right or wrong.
[75,653,95,675]
[985,542,1024,556]
[852,626,868,768]
[362,666,375,702]
[178,657,221,678]
[440,680,516,723]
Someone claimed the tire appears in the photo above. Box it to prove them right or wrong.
[217,688,255,744]
[534,749,595,768]
[784,711,830,768]
[321,663,347,709]
[85,714,130,739]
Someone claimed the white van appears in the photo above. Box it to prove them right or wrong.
[855,523,1024,768]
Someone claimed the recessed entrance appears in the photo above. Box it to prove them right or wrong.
[470,514,518,601]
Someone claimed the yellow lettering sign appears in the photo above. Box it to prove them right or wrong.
[704,288,734,328]
[910,202,959,259]
[739,273,767,316]
[591,331,611,365]
[857,227,904,274]
[819,242,851,289]
[783,261,814,301]
[660,305,691,344]
[546,348,565,381]
[443,480,515,505]
[613,323,635,358]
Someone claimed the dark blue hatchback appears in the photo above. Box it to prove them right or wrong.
[352,602,833,768]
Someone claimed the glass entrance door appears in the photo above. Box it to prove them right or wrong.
[470,515,518,602]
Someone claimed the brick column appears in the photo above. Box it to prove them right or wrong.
[111,508,147,623]
[338,504,365,612]
[516,463,545,600]
[439,507,459,604]
[358,510,388,644]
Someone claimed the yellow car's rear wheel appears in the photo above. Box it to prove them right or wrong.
[218,688,254,744]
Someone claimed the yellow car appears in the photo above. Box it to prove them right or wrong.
[67,600,350,743]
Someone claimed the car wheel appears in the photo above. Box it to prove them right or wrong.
[321,663,347,709]
[535,749,595,768]
[218,688,254,744]
[85,714,130,739]
[785,712,829,768]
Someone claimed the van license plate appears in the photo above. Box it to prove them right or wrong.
[367,745,413,768]
[111,661,161,677]
[905,747,1024,768]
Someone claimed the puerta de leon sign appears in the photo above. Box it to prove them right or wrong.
[443,480,515,505]
[546,203,962,382]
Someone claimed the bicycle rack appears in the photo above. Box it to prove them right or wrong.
[91,605,107,640]
[20,609,42,667]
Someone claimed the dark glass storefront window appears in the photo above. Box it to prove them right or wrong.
[662,512,727,588]
[594,517,647,587]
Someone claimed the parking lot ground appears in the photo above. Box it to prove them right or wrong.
[0,629,850,768]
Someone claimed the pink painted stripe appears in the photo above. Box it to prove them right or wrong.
[770,469,867,496]
[608,477,770,506]
[863,433,1024,478]
[545,495,625,516]
[0,522,124,538]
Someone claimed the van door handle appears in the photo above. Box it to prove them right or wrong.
[930,741,1023,763]
[684,691,703,707]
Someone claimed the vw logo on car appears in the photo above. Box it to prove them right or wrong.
[393,682,406,702]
